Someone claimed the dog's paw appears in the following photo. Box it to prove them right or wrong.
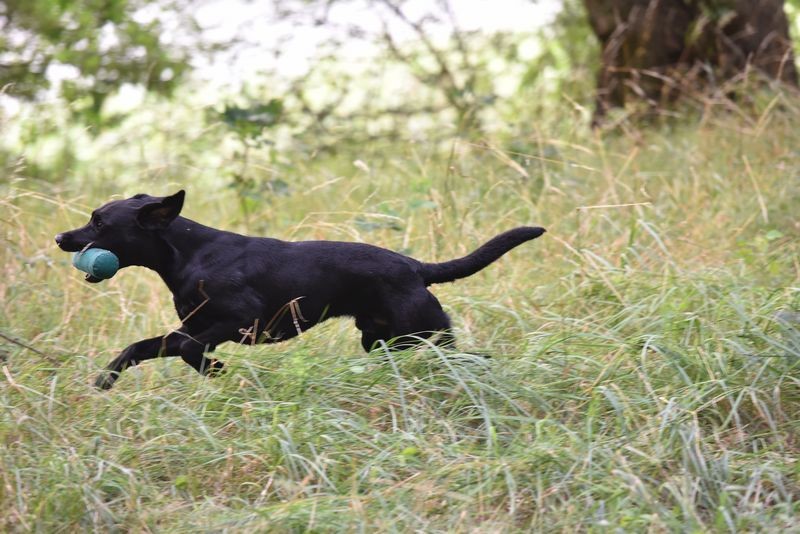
[94,372,118,390]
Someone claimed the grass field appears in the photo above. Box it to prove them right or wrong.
[1,96,799,532]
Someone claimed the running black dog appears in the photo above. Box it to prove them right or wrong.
[55,190,545,389]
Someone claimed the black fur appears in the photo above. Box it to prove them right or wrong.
[55,190,545,389]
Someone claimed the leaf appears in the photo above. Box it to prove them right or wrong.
[221,99,284,139]
[765,230,784,241]
[401,446,420,458]
[408,199,437,210]
[174,475,188,490]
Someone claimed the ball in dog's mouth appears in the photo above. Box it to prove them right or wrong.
[72,248,120,282]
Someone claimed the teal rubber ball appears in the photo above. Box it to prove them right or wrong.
[72,248,120,280]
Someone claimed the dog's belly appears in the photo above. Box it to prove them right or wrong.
[176,289,343,344]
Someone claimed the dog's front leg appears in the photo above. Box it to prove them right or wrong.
[95,331,187,390]
[176,336,225,377]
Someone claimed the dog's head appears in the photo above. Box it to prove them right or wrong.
[55,190,185,275]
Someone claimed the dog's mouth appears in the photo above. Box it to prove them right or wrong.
[55,230,96,253]
[57,242,84,253]
[56,237,93,253]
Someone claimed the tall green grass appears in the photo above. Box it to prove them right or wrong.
[1,95,799,531]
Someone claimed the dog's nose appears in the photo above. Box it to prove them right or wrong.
[55,234,64,245]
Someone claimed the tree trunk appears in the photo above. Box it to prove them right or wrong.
[584,0,798,125]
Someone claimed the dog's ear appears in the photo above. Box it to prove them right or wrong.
[136,190,185,230]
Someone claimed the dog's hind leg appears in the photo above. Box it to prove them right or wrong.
[359,327,392,353]
[385,288,455,350]
[355,316,390,353]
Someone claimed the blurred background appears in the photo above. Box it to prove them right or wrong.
[3,0,799,199]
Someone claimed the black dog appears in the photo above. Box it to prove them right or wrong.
[55,191,545,389]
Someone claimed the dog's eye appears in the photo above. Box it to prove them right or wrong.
[93,217,104,229]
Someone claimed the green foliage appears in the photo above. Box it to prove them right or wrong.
[237,0,567,143]
[220,99,285,144]
[0,0,201,126]
[215,99,290,224]
[519,0,597,104]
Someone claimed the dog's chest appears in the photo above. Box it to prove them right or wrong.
[171,280,265,327]
[173,295,208,322]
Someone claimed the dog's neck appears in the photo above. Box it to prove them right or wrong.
[139,216,229,291]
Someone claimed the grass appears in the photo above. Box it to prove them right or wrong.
[1,93,799,532]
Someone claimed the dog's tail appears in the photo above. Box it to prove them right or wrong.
[419,226,546,285]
